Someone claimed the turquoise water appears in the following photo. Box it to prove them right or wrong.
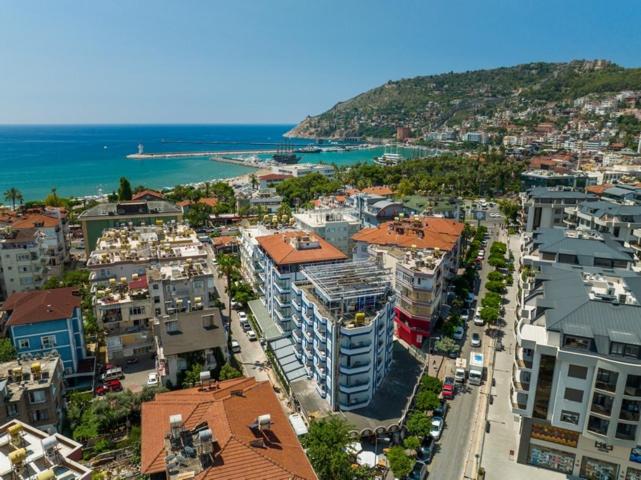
[0,125,384,201]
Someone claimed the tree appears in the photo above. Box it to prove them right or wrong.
[485,280,505,294]
[435,336,460,355]
[415,389,441,412]
[44,187,65,207]
[118,177,133,201]
[186,203,213,228]
[487,271,505,282]
[481,292,501,309]
[498,199,519,223]
[387,446,413,478]
[219,363,242,380]
[250,174,258,190]
[302,416,353,480]
[405,410,432,437]
[420,375,442,393]
[217,254,240,313]
[403,435,421,450]
[488,255,507,269]
[480,306,500,325]
[0,339,16,362]
[4,187,23,210]
[182,363,203,388]
[277,202,292,218]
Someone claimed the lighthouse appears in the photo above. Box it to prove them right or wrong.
[138,143,144,155]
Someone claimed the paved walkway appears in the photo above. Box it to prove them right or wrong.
[479,233,565,480]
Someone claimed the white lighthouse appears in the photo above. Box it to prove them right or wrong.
[137,143,144,155]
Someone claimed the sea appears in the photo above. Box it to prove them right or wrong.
[0,124,387,201]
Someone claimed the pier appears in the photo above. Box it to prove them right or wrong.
[126,149,279,159]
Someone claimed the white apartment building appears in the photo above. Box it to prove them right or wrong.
[293,209,361,255]
[564,201,641,243]
[514,263,641,478]
[271,163,335,178]
[290,260,395,411]
[0,228,47,299]
[521,188,595,232]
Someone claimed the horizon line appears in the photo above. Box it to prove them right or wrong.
[0,122,298,127]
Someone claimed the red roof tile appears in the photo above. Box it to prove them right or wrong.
[3,288,80,326]
[352,217,464,252]
[256,232,347,267]
[258,174,293,182]
[362,186,395,197]
[132,190,165,201]
[5,213,60,229]
[141,377,317,480]
[212,236,238,247]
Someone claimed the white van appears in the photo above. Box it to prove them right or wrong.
[101,367,124,382]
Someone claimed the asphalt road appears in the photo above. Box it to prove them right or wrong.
[427,221,501,480]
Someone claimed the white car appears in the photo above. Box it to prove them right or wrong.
[490,212,502,218]
[453,326,465,341]
[238,312,248,322]
[474,312,485,326]
[471,333,482,347]
[430,417,444,440]
[247,330,257,341]
[231,340,241,353]
[147,372,159,387]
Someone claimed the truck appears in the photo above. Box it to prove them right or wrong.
[469,352,484,385]
[454,358,467,384]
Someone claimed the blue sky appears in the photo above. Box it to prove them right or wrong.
[1,0,639,124]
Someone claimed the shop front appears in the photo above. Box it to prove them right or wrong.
[528,444,575,474]
[579,456,619,480]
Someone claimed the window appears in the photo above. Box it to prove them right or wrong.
[154,296,160,304]
[6,403,18,417]
[620,399,641,421]
[610,342,641,358]
[626,375,641,397]
[40,336,55,349]
[129,306,146,316]
[563,335,593,351]
[32,409,49,422]
[17,339,29,350]
[616,422,637,441]
[595,368,618,393]
[568,365,588,379]
[587,416,609,436]
[564,388,584,403]
[29,390,46,404]
[560,410,580,425]
[591,392,614,416]
[165,320,178,333]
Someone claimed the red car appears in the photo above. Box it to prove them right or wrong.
[95,379,123,396]
[441,376,455,400]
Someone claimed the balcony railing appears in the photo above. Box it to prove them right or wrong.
[339,380,370,394]
[291,313,301,328]
[515,347,533,369]
[340,342,372,356]
[339,363,371,375]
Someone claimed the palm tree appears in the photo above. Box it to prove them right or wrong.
[216,253,240,314]
[250,174,258,190]
[4,188,23,211]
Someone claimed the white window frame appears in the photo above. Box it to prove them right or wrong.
[17,339,30,350]
[41,335,56,349]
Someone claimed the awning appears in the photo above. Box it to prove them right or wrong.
[288,413,308,436]
[248,299,284,341]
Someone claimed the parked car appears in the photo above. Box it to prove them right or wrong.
[95,379,123,396]
[417,436,435,464]
[474,311,484,326]
[441,376,455,399]
[460,308,470,321]
[231,340,241,353]
[430,417,444,440]
[471,333,482,347]
[238,312,248,322]
[101,367,124,382]
[247,330,257,341]
[147,372,160,387]
[434,399,448,419]
[407,460,428,480]
[242,322,252,332]
[453,326,465,341]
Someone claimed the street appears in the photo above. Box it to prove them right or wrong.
[428,216,502,480]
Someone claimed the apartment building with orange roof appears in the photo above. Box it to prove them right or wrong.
[141,376,317,480]
[352,216,464,347]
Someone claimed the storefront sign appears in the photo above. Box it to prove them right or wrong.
[531,423,579,448]
[528,445,575,475]
[580,456,619,480]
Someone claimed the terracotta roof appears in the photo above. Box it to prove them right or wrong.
[586,184,613,196]
[5,213,60,229]
[258,174,292,182]
[212,236,238,247]
[199,197,218,208]
[132,190,165,201]
[177,200,192,207]
[3,288,80,326]
[256,232,347,266]
[141,377,317,480]
[128,275,148,290]
[352,217,464,252]
[345,188,360,197]
[361,186,395,196]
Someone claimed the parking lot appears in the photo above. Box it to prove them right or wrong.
[98,356,156,393]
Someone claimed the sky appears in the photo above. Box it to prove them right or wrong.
[1,0,640,124]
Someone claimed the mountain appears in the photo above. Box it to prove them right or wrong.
[286,60,641,139]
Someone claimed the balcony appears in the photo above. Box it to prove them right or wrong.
[314,343,327,360]
[274,294,289,308]
[302,309,314,326]
[339,362,371,375]
[317,367,327,379]
[274,281,290,294]
[510,387,528,413]
[274,307,291,323]
[292,329,302,344]
[339,379,371,394]
[291,313,301,328]
[292,298,301,311]
[340,342,373,356]
[512,365,531,392]
[314,323,327,341]
[339,399,370,411]
[303,327,313,343]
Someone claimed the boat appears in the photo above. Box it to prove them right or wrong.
[294,146,322,154]
[273,144,301,164]
[373,146,404,166]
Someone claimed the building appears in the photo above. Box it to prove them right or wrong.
[293,209,361,255]
[462,132,487,144]
[520,170,595,191]
[257,173,292,189]
[514,263,641,478]
[132,190,166,202]
[351,193,407,227]
[290,260,395,411]
[521,228,634,271]
[271,163,335,178]
[0,419,92,478]
[140,377,317,480]
[564,201,641,243]
[352,216,464,347]
[176,197,218,215]
[239,225,278,294]
[0,229,47,299]
[153,308,228,386]
[0,356,64,433]
[1,212,69,277]
[396,126,411,141]
[255,232,347,332]
[86,223,209,284]
[521,188,595,232]
[1,288,87,376]
[78,200,182,255]
[211,235,239,255]
[240,188,283,214]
